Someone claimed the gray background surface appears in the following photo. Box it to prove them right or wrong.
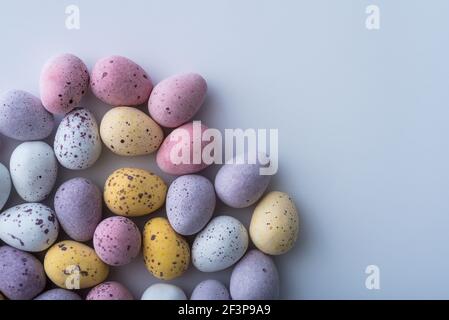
[1,0,449,299]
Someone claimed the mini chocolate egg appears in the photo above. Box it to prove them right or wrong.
[141,283,186,300]
[40,53,89,114]
[143,217,190,280]
[86,281,134,300]
[0,90,54,140]
[250,191,299,255]
[0,203,59,252]
[156,121,211,175]
[93,216,141,266]
[100,107,163,156]
[0,246,46,300]
[10,141,58,202]
[104,168,167,217]
[54,177,102,242]
[192,216,248,272]
[148,73,207,128]
[230,249,280,300]
[91,55,153,106]
[44,240,109,289]
[0,293,4,300]
[34,289,82,300]
[215,153,271,208]
[0,163,11,211]
[191,280,230,300]
[166,174,215,235]
[54,108,102,170]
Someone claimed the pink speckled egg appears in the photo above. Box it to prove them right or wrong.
[40,54,89,114]
[148,73,207,128]
[156,121,211,175]
[91,55,153,106]
[93,216,141,266]
[86,281,134,300]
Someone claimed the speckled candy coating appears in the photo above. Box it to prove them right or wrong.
[93,216,141,266]
[34,289,81,300]
[0,246,46,300]
[54,178,102,242]
[191,280,230,300]
[91,55,153,106]
[0,163,11,211]
[230,249,280,300]
[86,281,134,300]
[166,175,216,235]
[149,73,207,128]
[0,90,54,141]
[40,54,89,114]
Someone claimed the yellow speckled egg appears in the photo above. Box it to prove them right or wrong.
[100,107,164,156]
[104,168,167,217]
[44,240,109,289]
[143,217,190,280]
[250,191,299,255]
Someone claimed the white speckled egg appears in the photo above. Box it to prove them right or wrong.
[0,163,11,211]
[0,203,59,252]
[54,108,102,170]
[141,283,187,300]
[10,142,58,202]
[192,215,248,272]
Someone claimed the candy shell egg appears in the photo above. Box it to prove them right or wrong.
[86,281,134,300]
[0,203,59,252]
[44,240,109,289]
[148,73,207,128]
[191,280,230,300]
[143,217,190,280]
[230,249,280,300]
[34,289,81,300]
[0,246,46,300]
[250,191,299,255]
[100,107,163,156]
[104,168,167,217]
[141,283,186,300]
[93,216,141,266]
[54,108,102,170]
[54,177,102,242]
[10,141,58,202]
[91,55,153,106]
[0,163,11,211]
[166,174,215,235]
[40,54,89,114]
[192,215,248,272]
[0,90,54,141]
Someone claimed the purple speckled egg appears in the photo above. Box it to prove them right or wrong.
[166,175,215,235]
[54,177,102,242]
[191,280,230,300]
[230,249,279,300]
[86,281,134,300]
[34,289,81,300]
[93,216,141,266]
[0,246,46,300]
[40,54,89,114]
[215,154,272,208]
[148,73,207,128]
[91,55,153,106]
[0,90,54,141]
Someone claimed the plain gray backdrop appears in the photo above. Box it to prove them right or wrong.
[1,0,449,299]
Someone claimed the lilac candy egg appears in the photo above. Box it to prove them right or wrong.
[166,175,215,235]
[91,55,153,106]
[215,154,271,208]
[230,249,280,300]
[40,54,89,114]
[191,280,230,300]
[0,246,46,300]
[0,90,54,141]
[93,216,141,266]
[86,281,134,300]
[34,289,82,300]
[54,177,102,242]
[148,73,207,128]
